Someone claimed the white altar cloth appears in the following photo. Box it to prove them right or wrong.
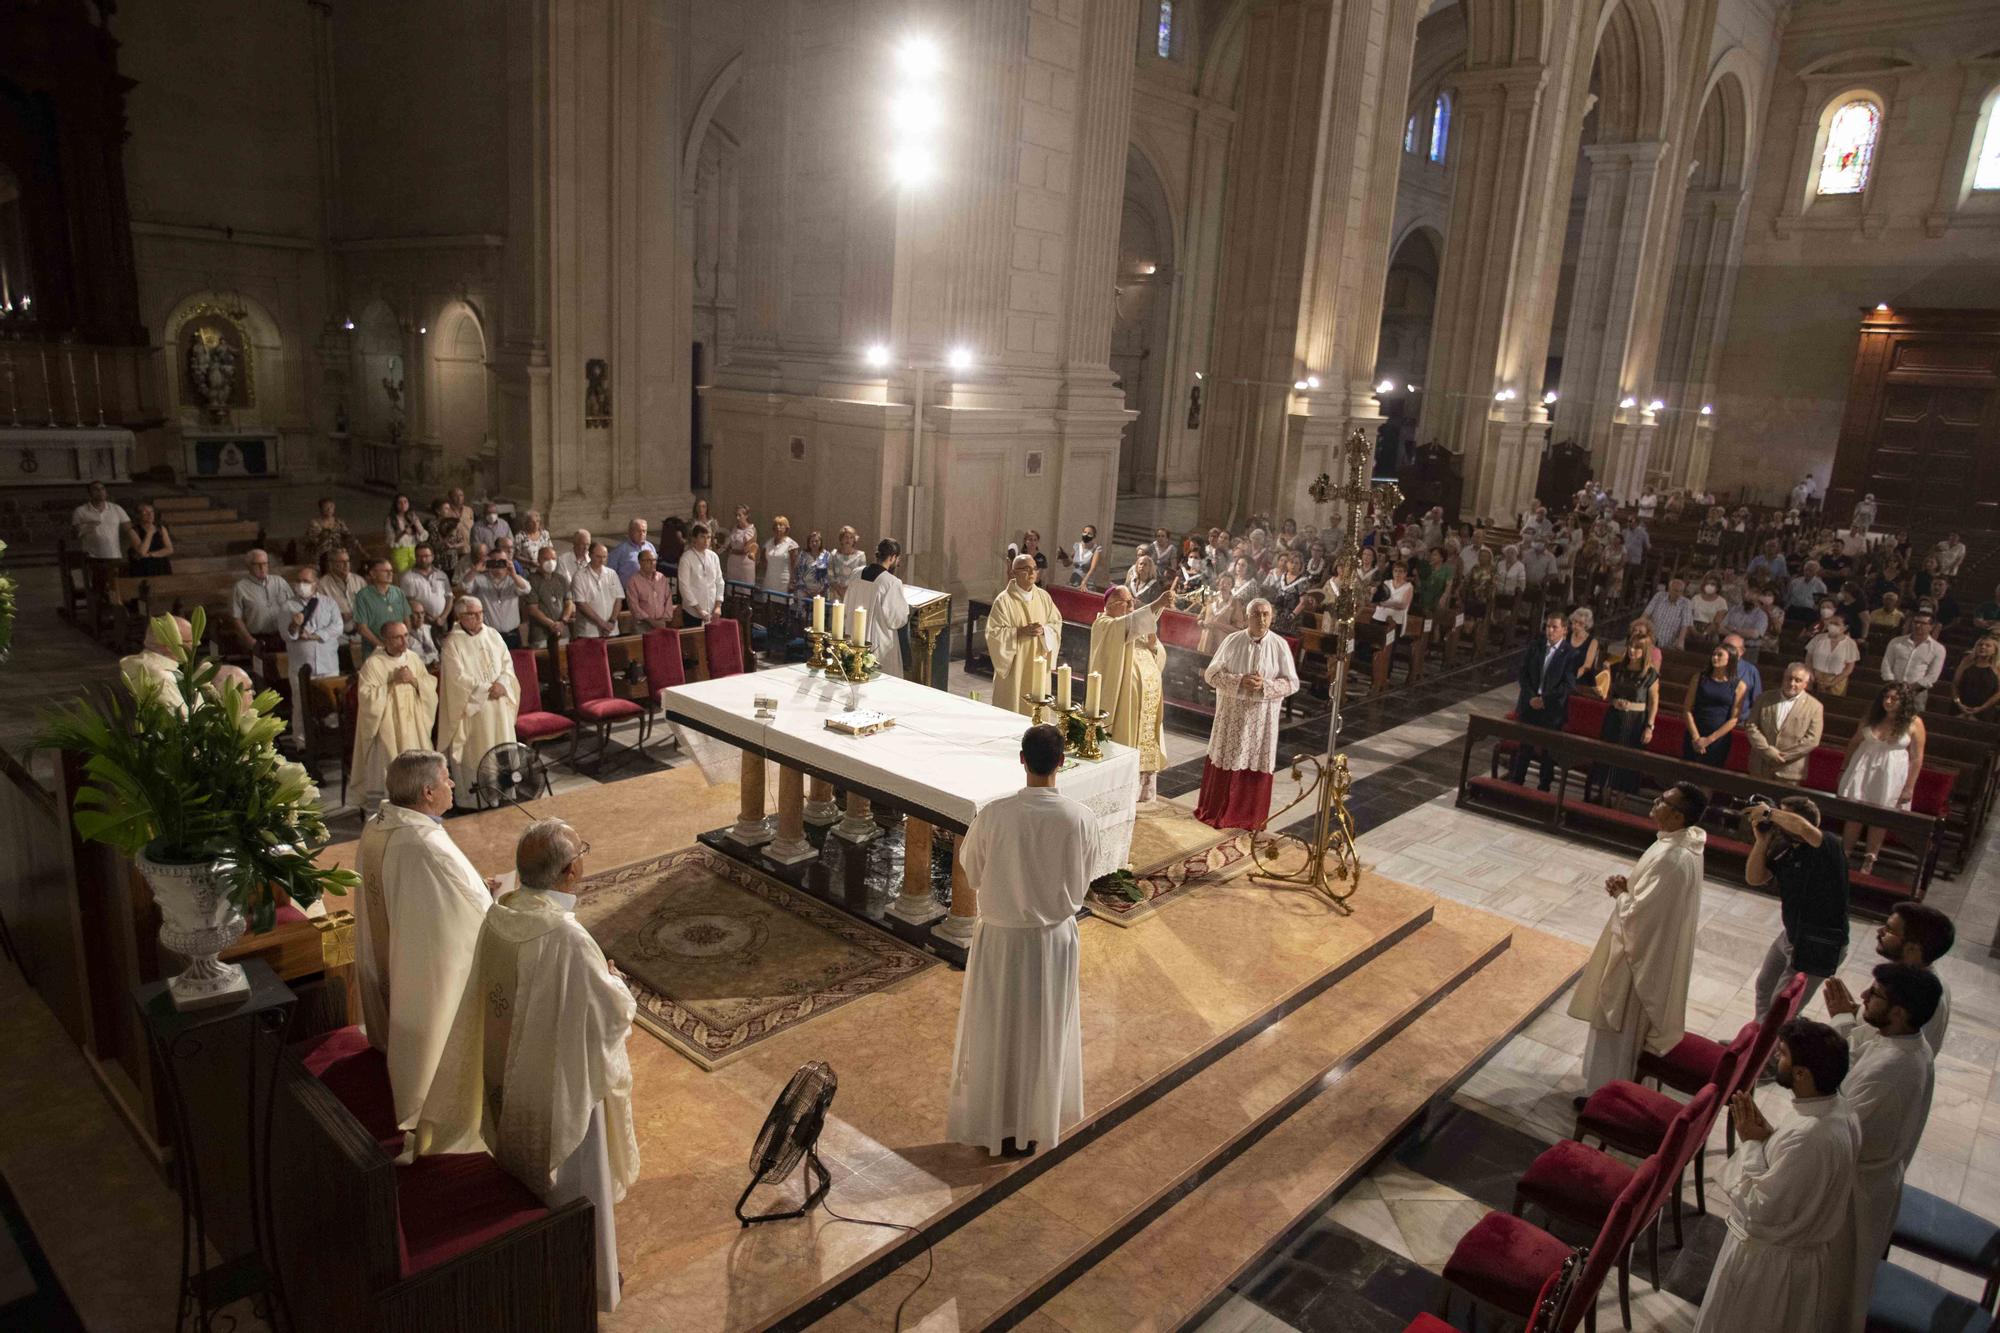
[661,664,1138,878]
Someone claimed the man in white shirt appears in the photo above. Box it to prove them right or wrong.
[569,542,624,638]
[1641,577,1697,650]
[231,549,295,638]
[947,725,1096,1158]
[1496,545,1528,597]
[1880,611,1947,707]
[1934,532,1966,577]
[555,528,594,584]
[677,522,725,623]
[399,544,453,625]
[71,481,130,559]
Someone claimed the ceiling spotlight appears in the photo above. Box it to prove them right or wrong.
[897,35,942,78]
[1619,396,1638,409]
[1700,404,1714,416]
[946,345,975,372]
[418,325,428,335]
[1543,390,1559,405]
[1647,399,1665,412]
[343,318,355,331]
[864,343,892,369]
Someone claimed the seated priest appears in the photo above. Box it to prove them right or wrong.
[1088,583,1169,804]
[842,537,912,678]
[438,595,522,795]
[356,750,493,1155]
[986,554,1063,715]
[351,620,440,811]
[421,818,638,1313]
[282,564,344,742]
[1194,598,1300,831]
[119,614,192,712]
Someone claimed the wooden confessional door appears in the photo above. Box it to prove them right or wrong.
[1828,307,2000,535]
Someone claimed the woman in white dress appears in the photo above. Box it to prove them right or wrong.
[724,505,758,584]
[760,514,798,594]
[827,526,867,600]
[1838,683,1927,874]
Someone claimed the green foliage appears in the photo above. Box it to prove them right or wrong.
[0,536,15,657]
[37,609,356,931]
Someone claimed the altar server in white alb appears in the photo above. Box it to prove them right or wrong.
[1088,584,1170,803]
[438,595,521,792]
[841,537,912,678]
[1195,598,1299,831]
[948,724,1097,1158]
[421,819,639,1313]
[350,620,439,809]
[355,751,493,1152]
[1821,963,1941,1332]
[1568,782,1706,1095]
[1693,1018,1859,1333]
[281,564,344,741]
[985,555,1063,716]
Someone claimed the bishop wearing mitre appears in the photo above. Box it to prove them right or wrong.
[357,750,493,1154]
[1194,598,1299,830]
[1088,583,1169,804]
[986,554,1062,715]
[1568,781,1707,1095]
[438,595,521,791]
[841,537,912,678]
[351,620,440,810]
[421,818,638,1313]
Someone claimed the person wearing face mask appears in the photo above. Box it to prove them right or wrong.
[1721,589,1771,661]
[1051,525,1103,591]
[524,548,577,648]
[1806,611,1860,695]
[282,566,343,741]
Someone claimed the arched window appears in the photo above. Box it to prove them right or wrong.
[1155,0,1174,59]
[1816,98,1881,196]
[1429,93,1451,164]
[1976,96,2000,191]
[1405,114,1419,154]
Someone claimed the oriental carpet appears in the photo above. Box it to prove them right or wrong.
[1087,802,1253,927]
[574,845,937,1070]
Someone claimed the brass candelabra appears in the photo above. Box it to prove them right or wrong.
[1060,705,1111,761]
[805,628,877,684]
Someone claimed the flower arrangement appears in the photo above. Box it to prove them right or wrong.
[0,536,15,659]
[37,609,355,931]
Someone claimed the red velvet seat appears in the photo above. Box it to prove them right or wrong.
[1580,1023,1756,1221]
[293,1026,400,1151]
[703,617,746,677]
[510,648,576,752]
[395,1152,551,1278]
[642,626,687,701]
[1640,976,1803,1154]
[1644,713,1687,758]
[568,636,646,763]
[1565,696,1609,736]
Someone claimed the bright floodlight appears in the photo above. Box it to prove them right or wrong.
[887,145,934,186]
[1293,380,1308,391]
[1375,380,1395,394]
[897,36,942,78]
[1543,390,1559,404]
[1647,399,1665,412]
[1619,395,1638,409]
[946,345,975,372]
[889,89,943,134]
[865,344,892,369]
[1700,404,1714,415]
[1305,375,1321,390]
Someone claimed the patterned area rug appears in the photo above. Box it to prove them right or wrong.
[574,845,938,1070]
[1125,801,1238,876]
[1087,812,1254,927]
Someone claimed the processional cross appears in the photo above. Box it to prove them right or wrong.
[1250,427,1403,910]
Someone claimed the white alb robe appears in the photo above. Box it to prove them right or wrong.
[947,786,1099,1154]
[351,647,439,806]
[985,583,1062,716]
[119,651,184,713]
[1693,1095,1859,1333]
[438,625,521,790]
[842,567,912,679]
[1830,1017,1935,1333]
[282,594,344,740]
[1201,629,1300,773]
[420,889,639,1313]
[1569,825,1705,1091]
[354,802,492,1139]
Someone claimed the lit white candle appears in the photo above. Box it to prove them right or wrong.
[853,607,867,645]
[1084,670,1102,715]
[812,595,825,634]
[830,602,845,640]
[1057,664,1072,709]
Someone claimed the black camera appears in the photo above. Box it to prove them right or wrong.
[1743,794,1797,861]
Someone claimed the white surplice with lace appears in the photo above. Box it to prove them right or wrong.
[1200,629,1299,773]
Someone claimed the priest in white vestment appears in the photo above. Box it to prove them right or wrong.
[1822,964,1942,1332]
[437,595,521,793]
[119,614,193,713]
[841,537,913,679]
[354,751,493,1150]
[1195,599,1299,831]
[947,724,1097,1157]
[986,556,1063,715]
[350,620,439,809]
[1088,585,1169,804]
[1693,1018,1860,1333]
[282,565,343,741]
[1568,782,1707,1094]
[420,818,638,1313]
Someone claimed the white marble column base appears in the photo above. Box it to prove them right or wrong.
[888,894,947,925]
[764,834,818,865]
[833,814,881,843]
[803,799,841,826]
[728,817,776,847]
[932,913,976,945]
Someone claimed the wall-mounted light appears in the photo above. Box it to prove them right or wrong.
[1293,379,1308,391]
[1875,302,1891,312]
[887,35,945,190]
[946,345,975,372]
[418,325,427,335]
[1406,383,1419,393]
[1619,396,1638,409]
[1700,404,1714,416]
[1305,375,1321,390]
[1375,379,1395,394]
[343,318,355,331]
[864,343,893,369]
[896,34,942,77]
[1494,388,1517,403]
[1543,390,1559,405]
[1647,399,1665,413]
[1193,370,1203,380]
[1138,262,1157,276]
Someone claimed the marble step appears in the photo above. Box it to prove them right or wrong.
[804,903,1522,1332]
[1030,921,1589,1332]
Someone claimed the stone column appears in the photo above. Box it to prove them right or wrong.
[934,839,976,946]
[803,774,839,826]
[833,790,880,844]
[1653,190,1745,487]
[888,816,946,925]
[728,750,773,846]
[1684,416,1718,496]
[765,764,816,865]
[1604,411,1659,505]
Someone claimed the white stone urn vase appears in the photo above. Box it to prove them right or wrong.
[137,851,251,1010]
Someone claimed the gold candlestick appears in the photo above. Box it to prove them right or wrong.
[804,626,832,674]
[1059,705,1110,761]
[1027,693,1055,728]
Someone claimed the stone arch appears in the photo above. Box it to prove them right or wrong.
[1376,226,1444,470]
[428,299,490,472]
[1590,0,1670,144]
[160,288,287,426]
[682,52,745,184]
[1113,141,1178,495]
[1460,0,1546,69]
[1696,48,1759,192]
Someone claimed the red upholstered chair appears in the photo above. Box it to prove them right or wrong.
[293,1025,400,1152]
[1443,1156,1661,1333]
[510,648,576,761]
[1565,696,1610,737]
[703,617,746,677]
[568,635,647,764]
[1576,1022,1757,1223]
[1407,1245,1581,1333]
[1641,974,1806,1151]
[642,626,687,700]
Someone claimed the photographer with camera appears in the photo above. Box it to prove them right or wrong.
[1746,794,1850,1054]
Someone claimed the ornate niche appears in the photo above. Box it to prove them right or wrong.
[177,304,253,423]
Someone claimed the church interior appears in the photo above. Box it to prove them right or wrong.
[2,0,2000,1329]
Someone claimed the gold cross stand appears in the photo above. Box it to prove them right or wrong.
[1250,426,1403,910]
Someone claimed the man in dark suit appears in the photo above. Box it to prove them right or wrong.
[1510,610,1577,790]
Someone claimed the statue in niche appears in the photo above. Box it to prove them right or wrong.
[585,358,611,429]
[1186,383,1202,430]
[185,325,239,423]
[382,355,406,445]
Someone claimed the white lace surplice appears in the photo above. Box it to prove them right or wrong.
[1201,630,1299,773]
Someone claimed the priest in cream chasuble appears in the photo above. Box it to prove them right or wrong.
[438,596,521,791]
[1088,585,1169,803]
[986,555,1063,715]
[351,620,440,809]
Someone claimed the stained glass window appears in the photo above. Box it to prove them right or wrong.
[1429,93,1451,164]
[1816,99,1880,196]
[1156,0,1174,58]
[1406,114,1418,154]
[1976,107,2000,191]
